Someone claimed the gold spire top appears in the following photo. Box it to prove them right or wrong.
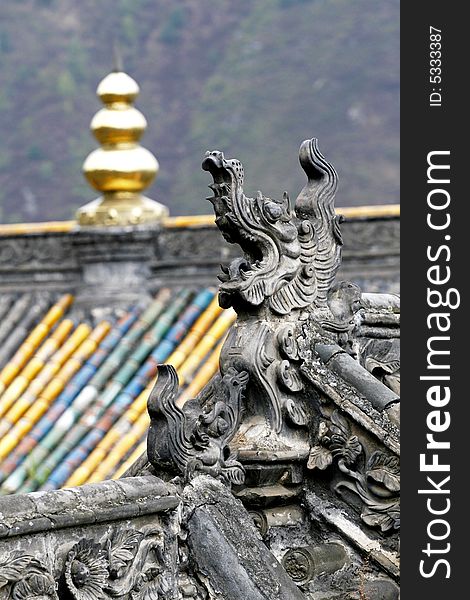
[77,64,168,227]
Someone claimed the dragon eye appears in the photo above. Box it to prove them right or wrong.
[264,201,283,221]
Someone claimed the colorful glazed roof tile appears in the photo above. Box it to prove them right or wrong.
[0,293,52,370]
[0,287,235,494]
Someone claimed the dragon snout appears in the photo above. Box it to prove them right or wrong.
[202,150,225,172]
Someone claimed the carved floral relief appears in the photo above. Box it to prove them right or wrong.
[0,525,167,600]
[308,410,400,532]
[0,552,58,600]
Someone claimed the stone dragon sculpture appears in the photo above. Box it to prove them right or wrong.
[146,138,362,465]
[144,138,399,543]
[200,138,358,439]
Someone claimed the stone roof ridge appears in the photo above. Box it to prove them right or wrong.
[0,475,177,539]
[303,344,399,453]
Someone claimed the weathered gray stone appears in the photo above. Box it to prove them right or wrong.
[0,476,178,539]
[0,476,181,599]
[363,579,400,600]
[185,476,306,600]
[315,343,399,410]
[282,543,348,585]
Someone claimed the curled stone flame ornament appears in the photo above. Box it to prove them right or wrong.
[147,365,249,485]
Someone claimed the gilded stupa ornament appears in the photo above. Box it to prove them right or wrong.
[77,62,168,226]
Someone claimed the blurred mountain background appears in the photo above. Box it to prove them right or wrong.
[0,0,399,223]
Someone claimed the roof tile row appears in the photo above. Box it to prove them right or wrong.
[0,288,234,494]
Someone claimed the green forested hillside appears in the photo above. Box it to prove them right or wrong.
[0,0,399,223]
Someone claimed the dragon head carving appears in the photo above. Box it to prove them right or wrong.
[203,139,342,315]
[203,150,304,312]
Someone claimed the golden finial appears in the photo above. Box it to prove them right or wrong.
[77,58,168,227]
